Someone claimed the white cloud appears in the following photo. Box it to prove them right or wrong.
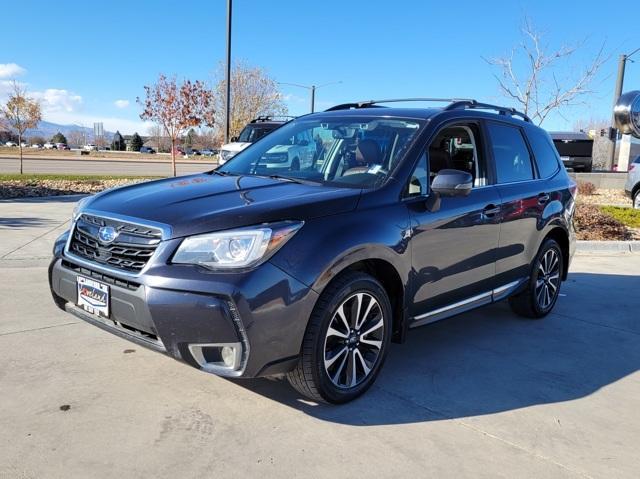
[31,88,83,113]
[114,99,130,109]
[0,63,26,79]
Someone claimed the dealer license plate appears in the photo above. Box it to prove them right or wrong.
[77,276,110,318]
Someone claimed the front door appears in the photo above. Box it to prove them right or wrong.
[407,122,501,323]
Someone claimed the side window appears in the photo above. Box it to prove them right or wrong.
[527,128,560,178]
[486,122,534,183]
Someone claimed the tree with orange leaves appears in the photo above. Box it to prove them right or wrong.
[138,75,215,176]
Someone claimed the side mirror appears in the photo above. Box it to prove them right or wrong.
[431,169,473,197]
[230,136,238,142]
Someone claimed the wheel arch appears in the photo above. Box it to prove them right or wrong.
[543,226,570,281]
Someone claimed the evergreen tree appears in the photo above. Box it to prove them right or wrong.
[51,132,68,144]
[185,128,196,147]
[130,132,143,151]
[111,131,126,151]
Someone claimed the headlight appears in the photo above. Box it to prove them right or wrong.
[172,221,303,270]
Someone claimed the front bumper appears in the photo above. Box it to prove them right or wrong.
[49,234,318,378]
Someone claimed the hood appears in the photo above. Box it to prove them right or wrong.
[83,174,361,238]
[220,142,251,152]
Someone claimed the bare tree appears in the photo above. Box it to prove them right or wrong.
[213,61,287,142]
[1,81,42,174]
[484,19,607,125]
[138,75,215,176]
[68,130,85,148]
[147,124,171,152]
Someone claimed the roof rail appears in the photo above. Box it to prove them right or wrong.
[325,98,473,111]
[251,115,296,123]
[444,100,531,123]
[325,98,532,123]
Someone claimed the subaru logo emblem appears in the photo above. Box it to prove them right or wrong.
[98,226,118,244]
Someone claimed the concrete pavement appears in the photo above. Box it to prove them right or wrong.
[1,196,639,478]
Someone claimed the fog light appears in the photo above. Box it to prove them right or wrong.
[221,346,235,367]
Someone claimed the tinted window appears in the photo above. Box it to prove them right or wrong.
[527,129,560,178]
[487,123,534,183]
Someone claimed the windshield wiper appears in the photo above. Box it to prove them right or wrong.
[263,174,320,185]
[209,169,237,176]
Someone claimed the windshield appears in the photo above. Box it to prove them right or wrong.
[218,116,425,188]
[237,124,279,143]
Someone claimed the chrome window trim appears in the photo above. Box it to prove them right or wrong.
[64,209,171,279]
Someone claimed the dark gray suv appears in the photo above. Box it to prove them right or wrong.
[49,99,577,403]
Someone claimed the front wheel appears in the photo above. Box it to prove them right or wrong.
[287,272,391,404]
[509,239,564,318]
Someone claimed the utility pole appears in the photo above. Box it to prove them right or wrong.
[224,0,232,144]
[310,85,316,113]
[608,47,640,170]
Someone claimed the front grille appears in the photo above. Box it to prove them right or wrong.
[68,214,162,273]
[61,260,141,290]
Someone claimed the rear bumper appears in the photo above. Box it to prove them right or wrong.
[49,245,318,378]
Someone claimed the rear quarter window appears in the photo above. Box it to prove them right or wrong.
[528,129,561,178]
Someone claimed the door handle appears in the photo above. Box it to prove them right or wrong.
[483,204,501,217]
[538,193,550,205]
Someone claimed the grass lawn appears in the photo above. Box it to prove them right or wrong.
[600,206,640,228]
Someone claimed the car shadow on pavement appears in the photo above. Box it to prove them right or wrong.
[0,217,59,229]
[235,272,640,425]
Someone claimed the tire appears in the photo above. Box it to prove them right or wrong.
[583,164,592,173]
[509,239,564,319]
[290,158,300,171]
[633,189,640,209]
[287,271,392,404]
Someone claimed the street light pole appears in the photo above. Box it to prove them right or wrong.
[278,81,342,113]
[609,47,640,169]
[224,0,232,144]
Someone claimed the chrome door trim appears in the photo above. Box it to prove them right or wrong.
[410,278,527,328]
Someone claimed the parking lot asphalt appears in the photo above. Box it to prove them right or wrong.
[1,197,639,478]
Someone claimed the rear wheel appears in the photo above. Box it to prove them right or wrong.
[287,272,391,404]
[633,189,640,209]
[509,239,563,318]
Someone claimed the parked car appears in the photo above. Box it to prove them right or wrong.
[625,155,640,209]
[49,98,576,404]
[20,142,28,148]
[550,132,593,172]
[43,142,56,149]
[218,116,293,165]
[83,144,98,151]
[184,148,201,156]
[140,146,156,154]
[4,141,17,147]
[56,143,70,150]
[201,148,219,157]
[30,144,43,149]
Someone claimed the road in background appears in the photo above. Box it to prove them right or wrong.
[0,156,216,176]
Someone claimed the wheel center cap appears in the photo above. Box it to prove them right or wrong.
[347,333,358,346]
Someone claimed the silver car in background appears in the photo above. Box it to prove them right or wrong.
[625,155,640,208]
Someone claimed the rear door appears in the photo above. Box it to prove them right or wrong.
[485,120,547,287]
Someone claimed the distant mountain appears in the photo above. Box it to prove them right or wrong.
[26,121,114,141]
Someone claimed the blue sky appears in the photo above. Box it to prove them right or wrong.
[1,0,639,134]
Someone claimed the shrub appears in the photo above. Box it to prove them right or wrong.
[600,206,640,228]
[577,181,596,196]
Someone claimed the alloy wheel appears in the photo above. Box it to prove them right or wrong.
[634,192,640,209]
[323,292,384,389]
[535,248,561,310]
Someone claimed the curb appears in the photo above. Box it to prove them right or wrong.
[576,240,640,253]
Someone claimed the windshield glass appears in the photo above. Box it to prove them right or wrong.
[237,124,279,143]
[219,116,424,188]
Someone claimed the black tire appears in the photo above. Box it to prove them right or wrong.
[290,158,300,171]
[509,239,564,319]
[633,189,640,210]
[287,271,392,404]
[583,164,592,173]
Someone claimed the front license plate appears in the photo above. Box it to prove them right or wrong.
[77,276,110,318]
